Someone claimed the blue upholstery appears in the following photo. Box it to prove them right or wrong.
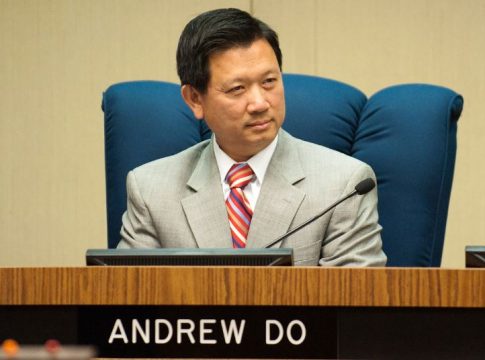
[102,74,463,266]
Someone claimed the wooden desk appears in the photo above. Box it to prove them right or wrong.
[1,267,485,359]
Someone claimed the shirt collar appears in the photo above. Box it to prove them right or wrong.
[213,135,279,185]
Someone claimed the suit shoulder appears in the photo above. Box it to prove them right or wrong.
[131,140,211,181]
[293,137,371,172]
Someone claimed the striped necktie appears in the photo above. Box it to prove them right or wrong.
[225,163,255,248]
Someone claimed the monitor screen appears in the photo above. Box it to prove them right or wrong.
[86,248,293,266]
[466,246,485,268]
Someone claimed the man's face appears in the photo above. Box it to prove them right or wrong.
[188,39,285,162]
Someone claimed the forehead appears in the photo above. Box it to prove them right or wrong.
[207,39,280,83]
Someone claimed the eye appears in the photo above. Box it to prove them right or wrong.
[262,77,277,88]
[226,85,244,94]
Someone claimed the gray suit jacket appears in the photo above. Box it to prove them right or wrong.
[118,130,387,266]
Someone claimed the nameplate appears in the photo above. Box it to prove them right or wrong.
[78,306,336,358]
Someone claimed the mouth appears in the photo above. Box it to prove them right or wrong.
[246,119,273,130]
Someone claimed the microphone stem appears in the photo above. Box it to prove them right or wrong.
[264,189,358,249]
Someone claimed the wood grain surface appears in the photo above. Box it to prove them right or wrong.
[1,267,485,307]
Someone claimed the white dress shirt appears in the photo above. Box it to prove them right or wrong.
[213,135,279,210]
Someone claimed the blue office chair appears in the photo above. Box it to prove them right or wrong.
[102,74,463,266]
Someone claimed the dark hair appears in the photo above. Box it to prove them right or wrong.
[176,8,282,93]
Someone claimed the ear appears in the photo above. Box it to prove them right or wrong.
[181,85,205,120]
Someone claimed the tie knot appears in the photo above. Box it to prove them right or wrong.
[226,163,254,189]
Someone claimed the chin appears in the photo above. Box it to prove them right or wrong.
[252,132,277,149]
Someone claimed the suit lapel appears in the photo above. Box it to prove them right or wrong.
[247,131,306,248]
[181,141,232,248]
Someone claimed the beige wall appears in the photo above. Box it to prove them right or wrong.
[1,0,483,267]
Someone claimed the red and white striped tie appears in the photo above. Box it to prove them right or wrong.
[225,163,254,248]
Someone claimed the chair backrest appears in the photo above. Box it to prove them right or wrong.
[102,74,463,266]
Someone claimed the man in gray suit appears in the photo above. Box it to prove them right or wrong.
[118,8,387,266]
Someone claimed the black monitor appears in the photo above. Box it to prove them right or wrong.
[465,246,485,268]
[86,248,293,266]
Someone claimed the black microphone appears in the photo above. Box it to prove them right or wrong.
[355,177,375,195]
[264,177,376,249]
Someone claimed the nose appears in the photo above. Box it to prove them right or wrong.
[246,86,270,114]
